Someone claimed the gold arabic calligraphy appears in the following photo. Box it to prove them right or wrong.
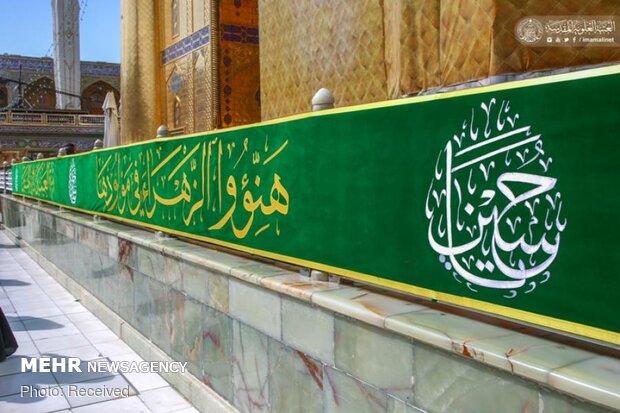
[95,136,290,239]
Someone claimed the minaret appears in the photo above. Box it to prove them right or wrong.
[51,0,81,110]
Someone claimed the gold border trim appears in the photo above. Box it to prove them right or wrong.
[11,192,620,346]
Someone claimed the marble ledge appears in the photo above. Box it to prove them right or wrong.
[385,310,620,411]
[5,195,620,411]
[312,287,428,328]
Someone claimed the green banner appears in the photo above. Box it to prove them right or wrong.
[13,65,620,344]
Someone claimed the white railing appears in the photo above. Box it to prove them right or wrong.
[0,111,104,127]
[0,168,12,193]
[79,115,105,125]
[47,114,76,125]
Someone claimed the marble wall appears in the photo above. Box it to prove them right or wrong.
[2,196,616,413]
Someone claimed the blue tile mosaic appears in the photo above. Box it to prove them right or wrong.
[162,26,211,64]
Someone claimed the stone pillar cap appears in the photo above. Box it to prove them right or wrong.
[156,125,170,138]
[311,88,335,106]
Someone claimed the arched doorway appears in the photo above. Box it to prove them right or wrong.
[24,77,56,109]
[0,85,8,107]
[81,81,119,115]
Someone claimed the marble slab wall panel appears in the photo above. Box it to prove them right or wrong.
[334,316,414,403]
[323,365,389,413]
[202,305,233,401]
[232,320,271,412]
[412,343,539,413]
[281,296,335,366]
[2,196,616,413]
[269,341,324,412]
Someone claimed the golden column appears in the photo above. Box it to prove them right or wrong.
[120,0,162,144]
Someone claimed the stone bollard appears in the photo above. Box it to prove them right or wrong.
[310,270,329,282]
[156,125,170,138]
[311,88,335,111]
[155,230,171,239]
[329,275,341,284]
[93,139,103,150]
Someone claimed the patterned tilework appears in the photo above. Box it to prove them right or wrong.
[0,56,119,77]
[221,25,259,44]
[161,24,258,63]
[81,62,121,77]
[0,139,97,150]
[162,26,211,64]
[219,0,260,128]
[0,56,53,72]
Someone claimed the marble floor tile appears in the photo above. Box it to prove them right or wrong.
[122,371,170,393]
[73,319,110,333]
[58,301,88,315]
[12,299,57,311]
[0,386,70,413]
[21,314,71,330]
[171,408,201,413]
[52,358,117,385]
[93,339,135,357]
[43,344,103,362]
[82,329,120,345]
[0,355,38,377]
[28,324,81,341]
[66,311,100,324]
[34,333,90,353]
[70,394,150,413]
[0,372,58,397]
[19,307,64,318]
[139,387,194,413]
[12,340,40,357]
[61,374,136,408]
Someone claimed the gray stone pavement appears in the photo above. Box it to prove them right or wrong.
[0,230,199,413]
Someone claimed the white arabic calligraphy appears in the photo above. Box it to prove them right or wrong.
[425,99,566,297]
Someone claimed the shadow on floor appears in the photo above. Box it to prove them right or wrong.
[6,316,64,331]
[0,279,31,287]
[0,354,119,406]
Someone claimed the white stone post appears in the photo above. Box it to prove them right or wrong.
[311,88,335,112]
[52,0,81,110]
